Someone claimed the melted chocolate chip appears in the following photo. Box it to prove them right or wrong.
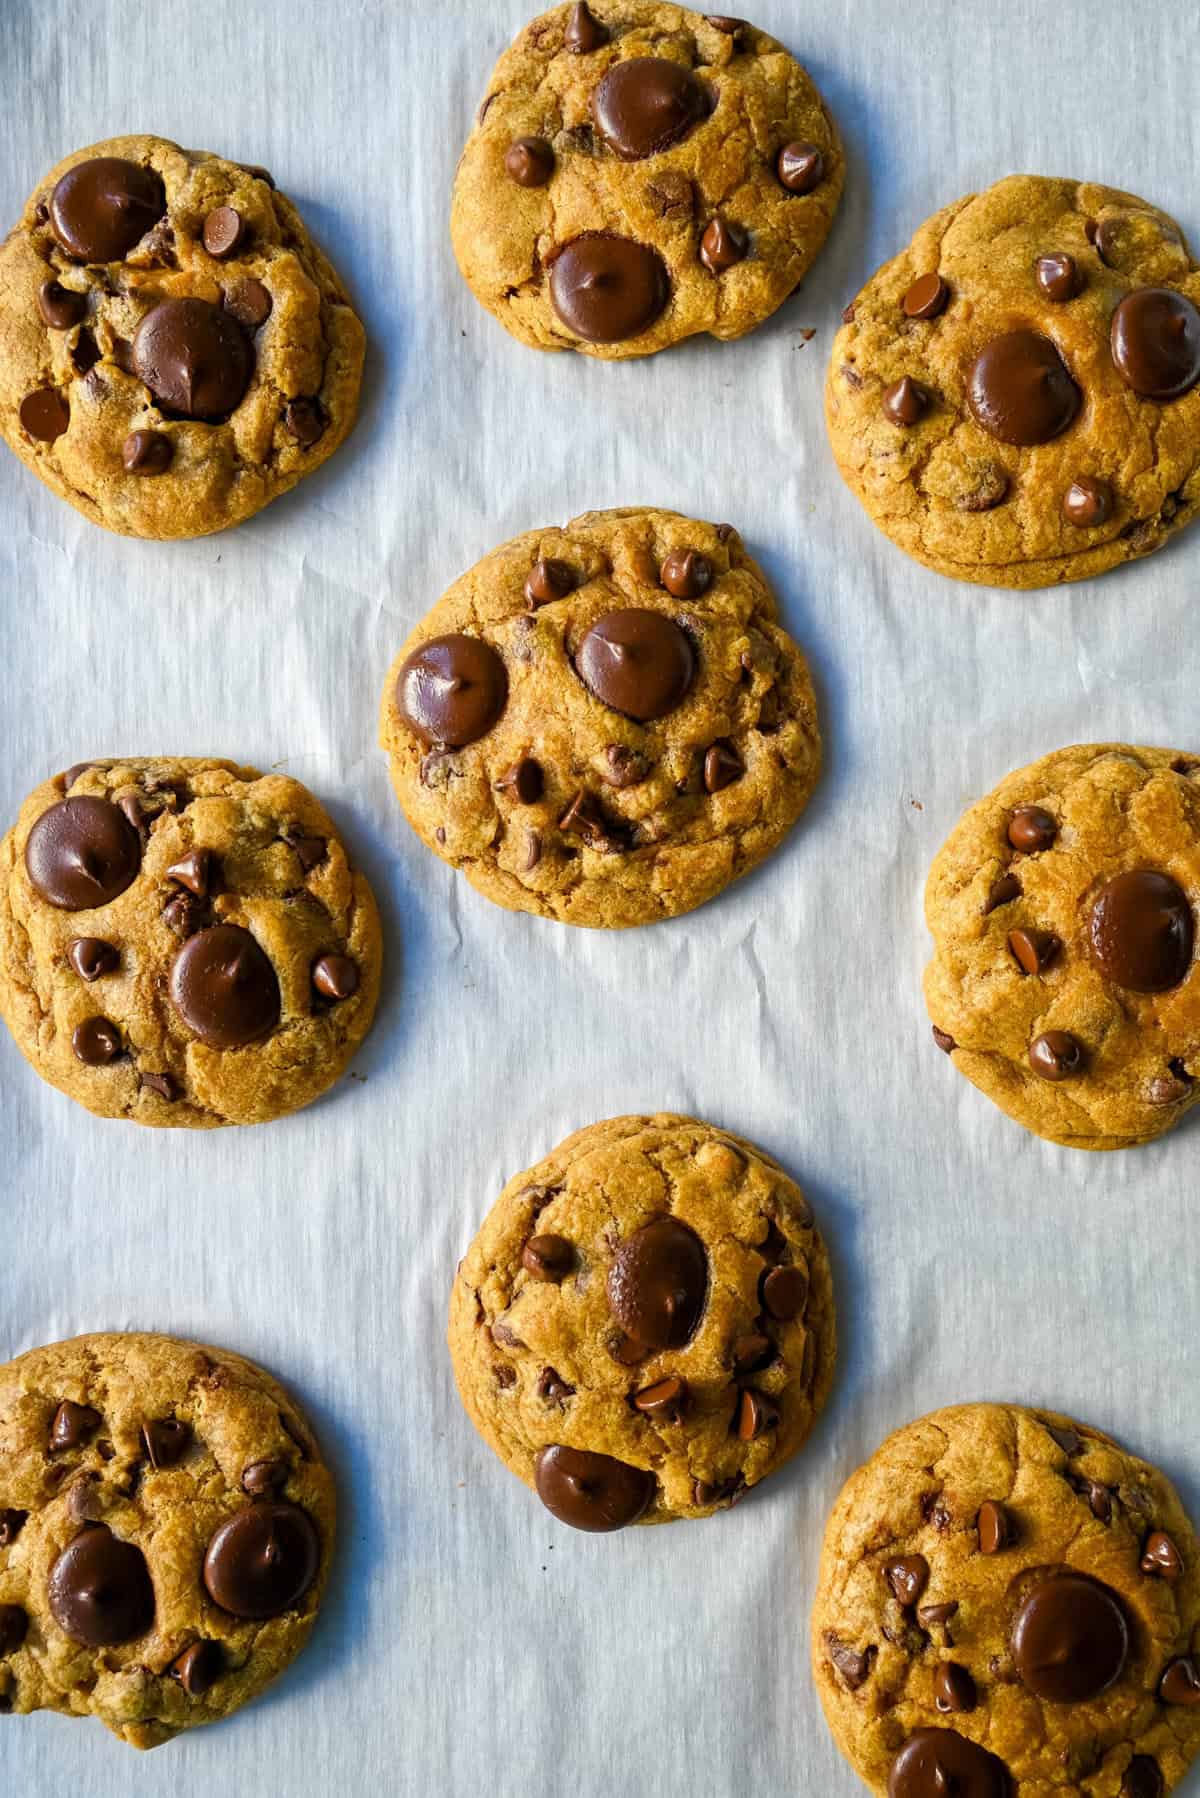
[1159,1657,1200,1706]
[533,1445,653,1531]
[1063,475,1113,526]
[632,1375,687,1421]
[1088,870,1193,992]
[607,1216,707,1350]
[1007,927,1060,976]
[141,1418,191,1469]
[49,157,166,263]
[1140,1530,1183,1581]
[170,1639,223,1696]
[0,1604,27,1656]
[883,376,930,426]
[122,428,173,475]
[1011,1571,1127,1702]
[396,634,508,747]
[1122,1758,1165,1798]
[967,330,1080,445]
[776,142,824,194]
[884,1556,930,1608]
[1029,1030,1085,1081]
[66,936,119,981]
[0,1510,28,1547]
[495,758,544,804]
[73,1017,122,1065]
[202,1502,319,1617]
[50,1399,101,1451]
[660,549,711,598]
[524,558,576,607]
[824,1632,875,1689]
[934,1661,976,1713]
[48,1525,154,1646]
[734,1387,779,1440]
[703,741,743,793]
[505,137,555,187]
[549,234,670,343]
[761,1264,808,1320]
[522,1234,574,1280]
[242,1458,289,1496]
[131,298,252,419]
[977,1499,1012,1554]
[37,279,87,329]
[284,398,325,446]
[169,925,280,1049]
[223,277,273,330]
[1111,289,1200,399]
[19,388,69,442]
[902,274,949,319]
[700,216,749,274]
[563,1,608,52]
[592,57,712,160]
[1007,805,1057,853]
[983,873,1022,914]
[888,1729,1009,1798]
[166,849,211,896]
[1036,253,1081,302]
[576,609,695,720]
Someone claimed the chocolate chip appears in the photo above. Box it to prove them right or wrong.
[1029,1030,1085,1081]
[591,57,712,160]
[968,330,1080,444]
[576,609,695,720]
[983,873,1022,914]
[1036,253,1081,302]
[48,1525,154,1646]
[608,1216,707,1350]
[934,1661,976,1713]
[823,1631,875,1690]
[203,1502,319,1618]
[284,398,325,446]
[977,1499,1011,1554]
[558,788,612,844]
[202,205,247,258]
[495,758,544,804]
[563,1,607,52]
[1012,1571,1128,1701]
[525,558,575,608]
[883,376,929,426]
[1140,1530,1183,1581]
[660,549,712,598]
[732,1332,773,1374]
[1147,1064,1193,1105]
[776,142,824,194]
[73,1017,122,1065]
[1063,476,1114,526]
[38,279,87,329]
[760,1264,807,1321]
[700,216,749,274]
[917,1600,959,1634]
[311,953,359,1002]
[132,298,251,419]
[242,1458,289,1496]
[1074,1477,1113,1522]
[162,892,204,938]
[1007,805,1057,853]
[505,137,555,187]
[957,463,1010,511]
[66,936,119,981]
[734,1387,779,1441]
[239,163,275,188]
[522,1234,574,1280]
[1045,1421,1084,1456]
[521,830,542,871]
[0,1511,28,1547]
[49,157,165,263]
[1088,871,1193,992]
[140,1071,176,1101]
[284,829,327,871]
[889,1731,1009,1797]
[1111,288,1200,399]
[902,273,949,319]
[644,170,693,218]
[1122,1758,1165,1798]
[931,1026,956,1054]
[632,1376,687,1422]
[604,744,650,788]
[170,1639,223,1696]
[122,429,173,475]
[703,741,743,793]
[1160,1656,1200,1706]
[884,1556,930,1608]
[223,276,273,330]
[537,1367,576,1403]
[706,14,747,31]
[166,849,211,896]
[0,1605,27,1656]
[396,634,508,747]
[50,1399,101,1450]
[534,1445,653,1532]
[170,925,280,1049]
[141,1418,190,1469]
[1007,927,1060,975]
[19,388,69,442]
[549,233,670,344]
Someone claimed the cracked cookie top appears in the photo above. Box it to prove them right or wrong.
[826,176,1200,588]
[451,3,843,358]
[379,507,821,929]
[0,135,364,538]
[0,1331,334,1749]
[812,1403,1200,1798]
[447,1113,835,1529]
[0,757,381,1127]
[923,744,1199,1151]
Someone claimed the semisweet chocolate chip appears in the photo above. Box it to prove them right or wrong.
[50,157,165,263]
[1036,253,1081,302]
[241,1458,289,1496]
[935,1661,977,1713]
[0,1510,28,1547]
[522,1233,574,1281]
[521,830,542,871]
[283,828,327,872]
[1088,870,1193,993]
[284,397,325,446]
[1111,288,1200,400]
[1160,1656,1200,1706]
[660,549,712,598]
[957,463,1010,511]
[223,276,273,330]
[396,634,508,747]
[537,1367,576,1404]
[645,170,693,218]
[0,1604,28,1655]
[534,1444,654,1532]
[525,557,575,607]
[977,1499,1011,1554]
[495,758,544,804]
[170,925,280,1048]
[139,1071,176,1101]
[604,744,650,788]
[1072,1476,1113,1522]
[202,205,247,258]
[824,1631,875,1690]
[1140,1530,1183,1581]
[632,1375,687,1421]
[123,429,173,475]
[505,137,555,187]
[549,233,670,343]
[50,1399,101,1451]
[890,1730,1010,1797]
[706,15,747,32]
[883,376,929,426]
[1029,1030,1085,1082]
[703,741,743,794]
[563,1,608,52]
[884,1555,930,1608]
[162,892,204,938]
[576,609,695,720]
[1044,1421,1084,1455]
[931,1026,956,1054]
[170,1639,223,1696]
[38,279,87,329]
[1008,805,1057,853]
[1063,476,1113,526]
[983,872,1022,914]
[311,953,359,1002]
[19,388,70,442]
[732,1332,773,1374]
[203,1501,319,1618]
[917,1600,959,1635]
[132,298,251,419]
[66,936,119,981]
[902,273,949,319]
[1122,1758,1165,1798]
[558,788,610,843]
[48,1524,154,1646]
[968,330,1080,445]
[608,1216,707,1350]
[141,1418,191,1469]
[73,1017,122,1065]
[1007,927,1061,975]
[1012,1571,1128,1702]
[166,849,211,896]
[761,1264,808,1321]
[776,142,824,195]
[734,1387,779,1441]
[700,215,749,275]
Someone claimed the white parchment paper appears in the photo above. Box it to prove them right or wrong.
[2,2,1199,1793]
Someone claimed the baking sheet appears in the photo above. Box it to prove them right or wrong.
[2,1,1199,1792]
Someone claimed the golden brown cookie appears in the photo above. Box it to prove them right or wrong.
[0,1331,334,1749]
[451,3,843,358]
[379,508,821,928]
[0,135,364,537]
[827,176,1200,587]
[812,1403,1200,1797]
[0,757,381,1127]
[923,744,1198,1151]
[448,1113,835,1530]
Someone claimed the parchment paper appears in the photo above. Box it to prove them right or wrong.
[2,3,1199,1793]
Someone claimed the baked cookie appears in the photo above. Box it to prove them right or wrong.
[924,744,1198,1151]
[0,135,364,538]
[0,757,381,1127]
[451,3,843,358]
[827,175,1200,587]
[0,1331,334,1749]
[379,508,821,928]
[448,1113,835,1530]
[812,1402,1200,1797]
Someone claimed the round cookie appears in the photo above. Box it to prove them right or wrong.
[826,175,1200,587]
[812,1403,1200,1797]
[0,1331,334,1748]
[924,744,1198,1151]
[379,508,821,928]
[0,135,364,538]
[448,1113,835,1530]
[0,757,381,1127]
[451,3,843,358]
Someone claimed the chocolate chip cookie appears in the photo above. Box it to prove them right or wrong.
[827,176,1200,587]
[0,758,381,1127]
[0,1331,334,1748]
[451,3,843,357]
[924,744,1198,1150]
[812,1403,1200,1797]
[379,508,821,928]
[0,135,364,537]
[448,1113,835,1530]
